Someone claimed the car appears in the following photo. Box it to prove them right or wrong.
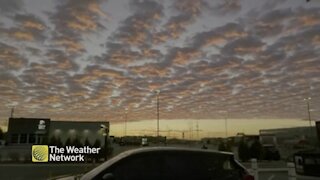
[79,147,254,180]
[141,138,149,146]
[262,145,280,161]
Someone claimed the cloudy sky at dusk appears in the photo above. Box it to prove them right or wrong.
[0,0,320,135]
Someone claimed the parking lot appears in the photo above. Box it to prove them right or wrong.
[0,144,319,180]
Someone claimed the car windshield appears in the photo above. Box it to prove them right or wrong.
[0,0,320,180]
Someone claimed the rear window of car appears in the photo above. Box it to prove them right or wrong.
[94,150,242,180]
[163,151,241,180]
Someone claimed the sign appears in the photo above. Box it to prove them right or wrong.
[38,120,46,130]
[32,145,101,162]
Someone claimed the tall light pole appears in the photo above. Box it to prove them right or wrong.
[304,97,313,137]
[225,111,228,138]
[100,124,109,160]
[219,110,228,138]
[124,110,128,136]
[155,90,160,138]
[10,106,15,118]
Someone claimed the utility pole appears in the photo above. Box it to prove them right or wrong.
[155,90,160,139]
[196,120,200,140]
[10,107,15,118]
[304,97,313,138]
[124,110,127,136]
[225,114,228,138]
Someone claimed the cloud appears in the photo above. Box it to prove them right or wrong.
[51,0,107,33]
[111,0,163,47]
[0,0,24,15]
[173,0,207,17]
[253,8,293,37]
[0,72,21,90]
[212,0,241,16]
[45,49,79,71]
[54,36,86,54]
[0,0,320,122]
[221,36,265,56]
[191,23,247,48]
[163,47,204,66]
[130,63,171,77]
[96,42,142,66]
[14,14,46,31]
[0,14,47,41]
[267,24,320,54]
[49,0,107,53]
[262,0,288,9]
[153,0,208,44]
[0,42,27,71]
[287,7,320,32]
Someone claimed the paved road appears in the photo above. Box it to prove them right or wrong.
[0,163,98,180]
[1,144,319,180]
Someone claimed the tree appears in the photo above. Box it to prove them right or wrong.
[238,139,250,162]
[218,141,227,151]
[0,128,4,140]
[250,140,263,160]
[93,139,102,161]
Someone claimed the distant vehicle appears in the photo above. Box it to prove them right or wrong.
[141,138,148,146]
[78,147,254,180]
[119,136,141,146]
[294,149,320,177]
[262,145,280,160]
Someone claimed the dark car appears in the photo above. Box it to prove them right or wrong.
[262,145,280,161]
[79,147,254,180]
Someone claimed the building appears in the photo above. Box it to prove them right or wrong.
[316,121,320,145]
[6,118,51,145]
[6,118,109,147]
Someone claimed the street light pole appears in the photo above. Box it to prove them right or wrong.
[304,97,313,138]
[225,115,228,138]
[124,111,127,136]
[155,90,160,138]
[100,124,109,160]
[225,111,228,138]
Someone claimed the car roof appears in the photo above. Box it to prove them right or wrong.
[81,146,234,180]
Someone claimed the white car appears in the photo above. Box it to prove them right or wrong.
[78,147,254,180]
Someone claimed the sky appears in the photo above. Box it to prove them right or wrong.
[0,0,320,137]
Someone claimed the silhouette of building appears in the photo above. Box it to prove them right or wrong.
[6,117,109,146]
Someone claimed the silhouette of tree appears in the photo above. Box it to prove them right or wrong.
[250,140,263,160]
[218,141,227,151]
[93,139,102,161]
[238,139,250,162]
[0,128,4,140]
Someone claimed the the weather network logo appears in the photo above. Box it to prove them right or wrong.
[32,145,48,162]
